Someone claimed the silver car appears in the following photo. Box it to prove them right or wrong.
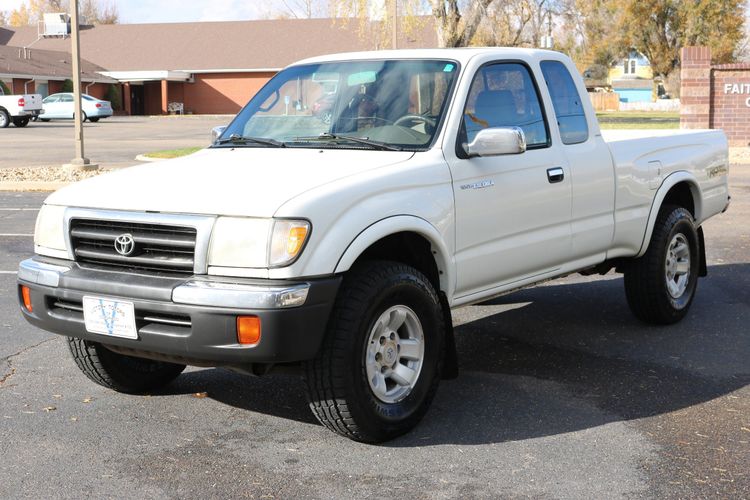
[40,93,113,122]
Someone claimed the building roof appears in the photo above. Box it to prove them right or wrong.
[611,78,654,90]
[0,43,116,82]
[1,18,438,73]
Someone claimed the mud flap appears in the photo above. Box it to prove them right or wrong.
[439,292,458,379]
[697,226,708,277]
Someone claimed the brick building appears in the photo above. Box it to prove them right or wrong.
[0,44,116,99]
[0,19,436,115]
[681,46,750,146]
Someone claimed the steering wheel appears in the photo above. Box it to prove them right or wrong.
[393,114,437,132]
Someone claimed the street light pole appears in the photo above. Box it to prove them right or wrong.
[65,0,97,171]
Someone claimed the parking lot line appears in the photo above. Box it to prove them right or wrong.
[0,271,17,274]
[0,234,33,237]
[0,208,39,211]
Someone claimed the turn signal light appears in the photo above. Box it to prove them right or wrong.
[21,286,32,312]
[237,316,261,345]
[287,226,308,255]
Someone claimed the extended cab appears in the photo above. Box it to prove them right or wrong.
[0,86,42,128]
[18,49,730,442]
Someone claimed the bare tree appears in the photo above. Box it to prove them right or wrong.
[80,0,119,24]
[278,0,329,18]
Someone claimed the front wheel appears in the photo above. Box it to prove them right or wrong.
[89,117,100,123]
[67,337,185,393]
[12,117,30,127]
[305,261,445,443]
[624,205,700,324]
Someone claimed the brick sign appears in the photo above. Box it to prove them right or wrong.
[680,46,750,146]
[723,83,750,107]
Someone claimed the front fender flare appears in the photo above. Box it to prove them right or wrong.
[334,215,454,297]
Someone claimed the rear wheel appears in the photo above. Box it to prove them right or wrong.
[305,261,445,443]
[12,117,30,127]
[0,109,9,128]
[624,205,700,324]
[40,118,50,122]
[89,117,100,123]
[67,337,185,394]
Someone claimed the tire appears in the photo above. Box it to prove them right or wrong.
[67,337,185,394]
[0,109,9,128]
[40,118,50,122]
[305,260,445,443]
[624,205,700,324]
[12,117,29,128]
[89,117,100,123]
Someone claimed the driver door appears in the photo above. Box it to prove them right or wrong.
[448,62,572,299]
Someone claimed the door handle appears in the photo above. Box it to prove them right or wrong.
[547,167,564,183]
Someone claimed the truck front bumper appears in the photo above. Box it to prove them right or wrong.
[17,257,341,366]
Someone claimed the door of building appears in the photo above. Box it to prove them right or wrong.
[130,85,145,115]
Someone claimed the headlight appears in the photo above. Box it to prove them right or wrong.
[208,217,311,269]
[269,219,310,267]
[208,217,272,268]
[34,204,67,255]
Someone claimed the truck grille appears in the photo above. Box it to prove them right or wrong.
[70,219,197,274]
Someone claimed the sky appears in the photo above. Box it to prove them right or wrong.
[0,0,300,22]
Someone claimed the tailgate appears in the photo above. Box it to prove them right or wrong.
[20,94,42,111]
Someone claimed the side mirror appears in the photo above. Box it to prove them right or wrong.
[211,126,227,144]
[465,127,526,158]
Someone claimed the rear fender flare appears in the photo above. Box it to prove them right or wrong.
[637,172,702,257]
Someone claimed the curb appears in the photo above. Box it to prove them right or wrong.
[0,181,70,192]
[134,154,163,162]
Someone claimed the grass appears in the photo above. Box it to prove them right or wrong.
[596,111,680,130]
[143,147,203,159]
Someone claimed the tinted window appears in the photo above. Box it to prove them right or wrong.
[60,94,74,102]
[540,61,589,145]
[43,95,59,103]
[463,63,548,148]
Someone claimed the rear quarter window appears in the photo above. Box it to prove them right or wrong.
[540,61,589,145]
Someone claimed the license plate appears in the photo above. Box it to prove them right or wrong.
[82,296,138,339]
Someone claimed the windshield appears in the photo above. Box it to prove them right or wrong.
[216,59,459,151]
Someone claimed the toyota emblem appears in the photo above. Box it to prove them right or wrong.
[114,233,136,256]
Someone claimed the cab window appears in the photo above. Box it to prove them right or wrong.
[462,62,549,148]
[540,61,589,145]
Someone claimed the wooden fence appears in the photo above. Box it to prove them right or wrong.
[589,92,620,112]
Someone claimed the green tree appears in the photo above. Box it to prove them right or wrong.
[62,79,73,92]
[622,0,746,80]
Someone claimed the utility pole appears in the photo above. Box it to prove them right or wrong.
[392,0,398,50]
[65,0,97,172]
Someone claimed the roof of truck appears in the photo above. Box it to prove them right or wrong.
[293,47,565,67]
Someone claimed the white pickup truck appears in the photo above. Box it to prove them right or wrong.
[0,86,42,128]
[18,48,730,442]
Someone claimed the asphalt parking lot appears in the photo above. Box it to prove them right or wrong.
[0,167,748,498]
[0,116,232,169]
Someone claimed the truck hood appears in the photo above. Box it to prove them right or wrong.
[46,147,415,217]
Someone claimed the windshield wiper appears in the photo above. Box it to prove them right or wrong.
[294,133,402,151]
[214,134,285,147]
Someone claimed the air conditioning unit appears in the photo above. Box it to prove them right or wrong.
[42,13,71,37]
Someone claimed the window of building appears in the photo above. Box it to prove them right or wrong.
[462,62,549,148]
[540,60,589,145]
